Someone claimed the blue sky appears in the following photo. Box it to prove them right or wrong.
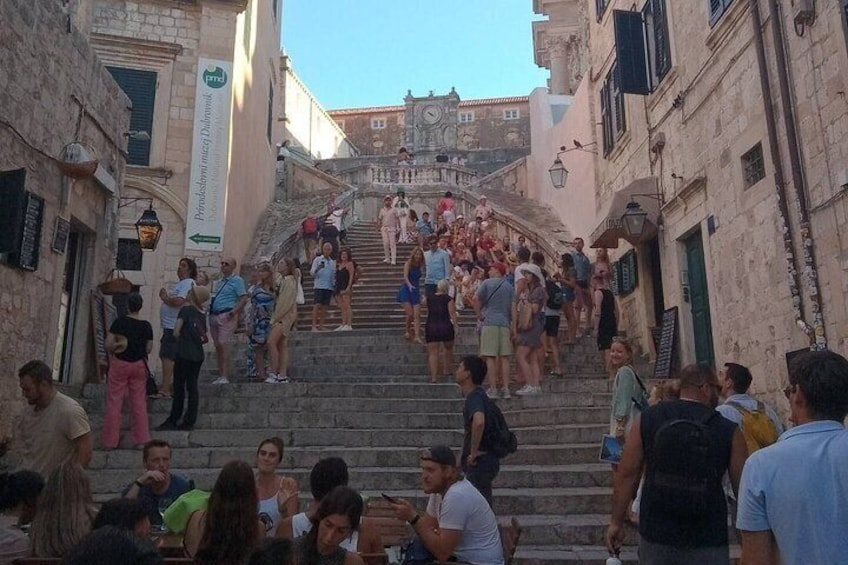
[281,1,549,110]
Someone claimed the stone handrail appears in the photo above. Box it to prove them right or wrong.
[337,164,478,188]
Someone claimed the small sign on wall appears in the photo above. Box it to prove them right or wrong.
[52,216,71,254]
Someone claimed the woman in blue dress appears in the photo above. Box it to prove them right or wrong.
[247,262,276,381]
[397,247,424,343]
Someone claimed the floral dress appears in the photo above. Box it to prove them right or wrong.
[246,284,275,377]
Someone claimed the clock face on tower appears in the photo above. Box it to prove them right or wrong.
[421,104,443,125]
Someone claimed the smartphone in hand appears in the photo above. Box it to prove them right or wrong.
[381,493,398,504]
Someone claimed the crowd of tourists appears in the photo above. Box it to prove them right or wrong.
[4,350,848,564]
[3,354,516,564]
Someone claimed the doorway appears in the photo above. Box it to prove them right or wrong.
[53,229,86,383]
[683,229,715,368]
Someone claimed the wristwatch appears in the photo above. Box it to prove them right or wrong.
[409,514,421,526]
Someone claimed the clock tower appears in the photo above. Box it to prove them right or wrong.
[403,88,460,154]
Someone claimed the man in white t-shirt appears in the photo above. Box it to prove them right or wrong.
[390,445,504,565]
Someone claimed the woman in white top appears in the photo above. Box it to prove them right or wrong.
[255,437,299,538]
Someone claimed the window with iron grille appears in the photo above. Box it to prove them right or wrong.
[601,62,627,157]
[741,143,766,188]
[117,238,143,271]
[459,111,474,123]
[596,0,610,21]
[709,0,735,26]
[106,67,156,166]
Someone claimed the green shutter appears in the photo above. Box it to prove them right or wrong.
[614,10,650,95]
[107,66,156,166]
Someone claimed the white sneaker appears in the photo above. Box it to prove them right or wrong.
[501,387,512,399]
[264,374,289,384]
[515,384,533,396]
[341,325,352,331]
[213,377,230,385]
[334,325,345,331]
[527,385,543,395]
[486,388,499,399]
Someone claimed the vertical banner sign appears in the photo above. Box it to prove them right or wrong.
[185,58,234,251]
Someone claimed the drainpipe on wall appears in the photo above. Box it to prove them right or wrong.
[748,0,821,349]
[766,0,827,350]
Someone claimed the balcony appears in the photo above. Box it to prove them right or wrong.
[337,164,478,189]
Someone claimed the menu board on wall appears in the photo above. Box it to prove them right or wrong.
[653,307,679,380]
[9,192,44,271]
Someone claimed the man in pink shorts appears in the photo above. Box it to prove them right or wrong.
[208,257,247,384]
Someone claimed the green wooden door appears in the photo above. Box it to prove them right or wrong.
[684,230,715,368]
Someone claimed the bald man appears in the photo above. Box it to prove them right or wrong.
[209,257,247,384]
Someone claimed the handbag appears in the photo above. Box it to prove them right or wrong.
[516,292,534,332]
[143,358,158,397]
[98,269,133,295]
[295,277,305,305]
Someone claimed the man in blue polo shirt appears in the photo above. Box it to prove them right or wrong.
[737,350,848,565]
[424,234,451,304]
[310,242,336,331]
[209,257,247,384]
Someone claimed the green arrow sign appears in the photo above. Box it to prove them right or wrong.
[188,233,222,245]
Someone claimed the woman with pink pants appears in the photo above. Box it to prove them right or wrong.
[102,292,154,449]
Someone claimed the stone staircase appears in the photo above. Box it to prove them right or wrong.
[77,221,647,564]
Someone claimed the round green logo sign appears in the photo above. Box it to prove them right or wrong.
[202,65,228,89]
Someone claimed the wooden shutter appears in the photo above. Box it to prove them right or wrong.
[107,66,156,166]
[600,80,613,156]
[614,10,650,95]
[0,169,27,253]
[611,64,627,138]
[651,0,671,82]
[267,80,274,144]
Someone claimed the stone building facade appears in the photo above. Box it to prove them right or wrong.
[278,54,358,160]
[532,0,848,399]
[0,0,130,442]
[88,0,282,367]
[328,91,532,163]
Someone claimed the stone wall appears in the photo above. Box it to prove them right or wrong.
[0,0,130,443]
[331,108,406,156]
[580,0,848,405]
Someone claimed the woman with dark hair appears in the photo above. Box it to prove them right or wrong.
[334,248,355,331]
[296,486,365,565]
[158,257,198,398]
[156,284,210,431]
[397,247,425,343]
[184,460,264,564]
[63,526,163,565]
[560,253,578,344]
[0,470,44,563]
[255,438,299,538]
[425,280,457,384]
[92,498,151,537]
[103,292,154,449]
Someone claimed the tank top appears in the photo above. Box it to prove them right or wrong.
[290,512,360,551]
[258,495,281,537]
[336,264,351,293]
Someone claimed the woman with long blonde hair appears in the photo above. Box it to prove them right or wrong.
[29,460,96,557]
[266,258,298,383]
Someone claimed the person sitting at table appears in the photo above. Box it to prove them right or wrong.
[294,486,365,565]
[93,498,151,538]
[255,437,299,537]
[277,457,383,555]
[247,538,294,565]
[184,460,265,563]
[0,469,44,564]
[123,439,194,528]
[63,525,163,565]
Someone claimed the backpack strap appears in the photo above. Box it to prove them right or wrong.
[699,409,719,425]
[724,400,753,417]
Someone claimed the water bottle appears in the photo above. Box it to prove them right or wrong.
[606,557,622,565]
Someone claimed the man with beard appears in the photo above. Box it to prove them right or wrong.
[607,364,748,565]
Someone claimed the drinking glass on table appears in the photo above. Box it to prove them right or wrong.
[158,497,173,533]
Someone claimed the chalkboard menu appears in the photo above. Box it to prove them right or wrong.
[9,192,44,271]
[90,290,118,378]
[653,306,679,379]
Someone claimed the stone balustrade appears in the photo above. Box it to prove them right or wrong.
[338,164,477,188]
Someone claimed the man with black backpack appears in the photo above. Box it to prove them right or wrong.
[455,355,517,507]
[607,364,748,564]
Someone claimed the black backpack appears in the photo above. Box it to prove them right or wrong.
[545,280,563,310]
[645,410,720,519]
[483,396,518,458]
